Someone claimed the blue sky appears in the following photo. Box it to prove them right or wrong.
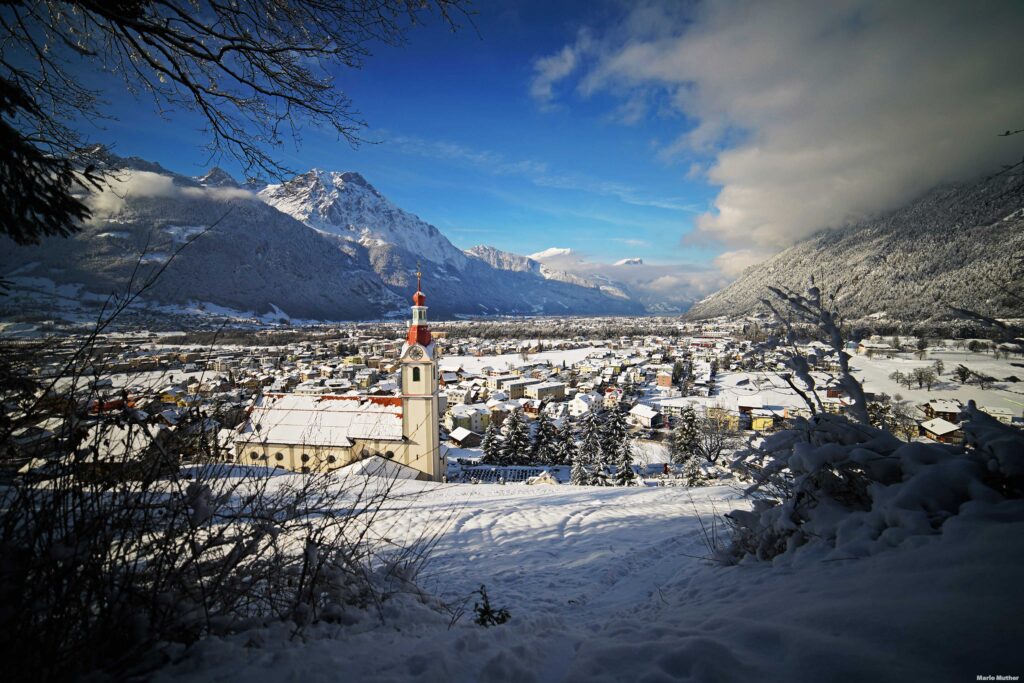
[82,0,1024,299]
[88,1,720,269]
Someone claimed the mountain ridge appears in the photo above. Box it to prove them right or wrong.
[686,174,1024,324]
[0,155,644,323]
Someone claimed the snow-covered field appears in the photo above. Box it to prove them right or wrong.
[441,346,609,374]
[851,349,1024,413]
[156,477,1024,682]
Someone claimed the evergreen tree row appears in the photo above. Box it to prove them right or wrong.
[478,407,637,486]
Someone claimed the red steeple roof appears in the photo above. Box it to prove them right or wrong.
[412,268,426,306]
[407,267,432,346]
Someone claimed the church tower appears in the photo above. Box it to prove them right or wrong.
[400,269,441,481]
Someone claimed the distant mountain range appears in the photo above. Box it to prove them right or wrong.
[686,174,1024,324]
[2,150,1019,328]
[0,152,643,323]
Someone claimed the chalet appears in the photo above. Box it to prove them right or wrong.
[921,399,962,423]
[750,409,776,433]
[446,404,490,433]
[448,426,482,448]
[919,417,962,444]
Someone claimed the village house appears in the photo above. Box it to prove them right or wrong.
[447,426,482,448]
[919,417,963,444]
[628,404,661,429]
[921,399,962,423]
[524,381,566,402]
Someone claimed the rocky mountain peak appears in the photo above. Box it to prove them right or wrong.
[465,245,541,274]
[197,167,240,188]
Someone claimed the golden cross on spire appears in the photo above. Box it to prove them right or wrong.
[416,261,422,291]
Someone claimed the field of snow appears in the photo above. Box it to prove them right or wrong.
[851,348,1024,414]
[156,477,1024,682]
[441,346,609,374]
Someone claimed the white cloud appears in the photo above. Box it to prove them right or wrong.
[531,247,726,306]
[88,170,255,215]
[558,0,1024,250]
[713,249,767,278]
[529,30,593,108]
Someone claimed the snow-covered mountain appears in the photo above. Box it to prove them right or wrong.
[260,170,468,270]
[686,174,1024,323]
[196,167,240,188]
[0,156,644,323]
[464,245,542,275]
[528,247,573,260]
[474,245,634,300]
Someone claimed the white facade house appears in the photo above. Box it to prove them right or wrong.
[569,392,601,417]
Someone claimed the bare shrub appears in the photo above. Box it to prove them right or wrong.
[0,420,438,681]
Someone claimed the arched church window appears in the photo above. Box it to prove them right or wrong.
[412,367,421,382]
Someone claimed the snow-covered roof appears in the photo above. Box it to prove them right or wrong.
[925,399,962,413]
[339,455,421,480]
[629,404,660,419]
[237,393,403,447]
[449,426,474,441]
[920,417,960,436]
[526,381,565,390]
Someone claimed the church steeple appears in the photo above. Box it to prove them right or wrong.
[406,266,432,346]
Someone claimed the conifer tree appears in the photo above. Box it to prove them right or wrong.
[671,406,703,486]
[530,411,558,465]
[613,435,637,486]
[501,411,531,466]
[569,448,590,486]
[671,407,699,463]
[553,419,576,466]
[599,407,628,472]
[578,411,602,467]
[480,421,501,465]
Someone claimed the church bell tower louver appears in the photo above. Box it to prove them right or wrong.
[400,268,441,481]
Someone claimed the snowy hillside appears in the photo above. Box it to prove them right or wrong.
[687,174,1024,323]
[154,477,1024,682]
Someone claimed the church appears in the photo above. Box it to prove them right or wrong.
[233,274,443,481]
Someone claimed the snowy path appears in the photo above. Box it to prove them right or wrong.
[159,480,1024,683]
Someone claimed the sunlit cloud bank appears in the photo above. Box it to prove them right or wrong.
[532,0,1024,272]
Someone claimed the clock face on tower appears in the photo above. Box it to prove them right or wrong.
[408,346,424,360]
